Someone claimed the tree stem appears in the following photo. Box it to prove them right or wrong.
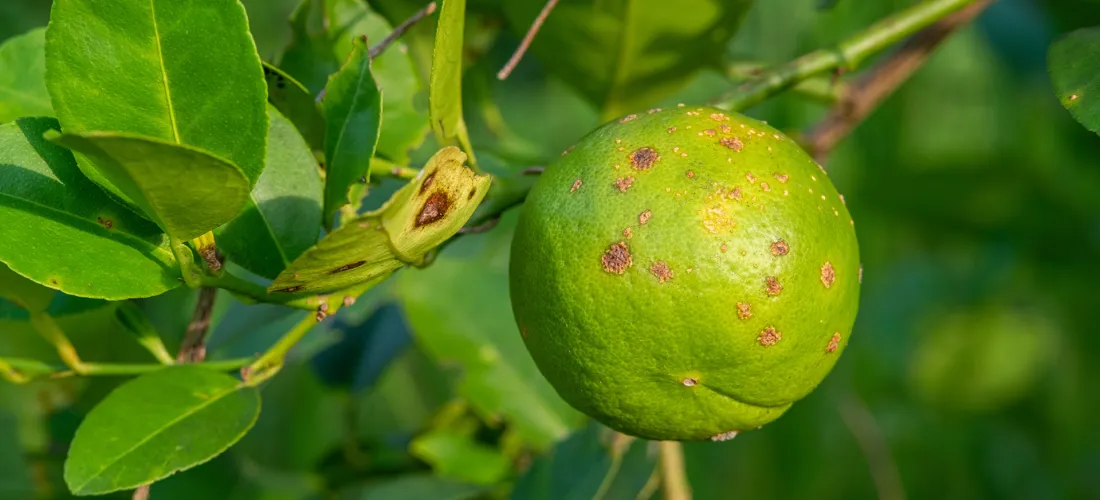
[177,287,218,363]
[659,441,692,500]
[497,0,560,80]
[246,307,331,384]
[713,0,981,111]
[369,1,438,60]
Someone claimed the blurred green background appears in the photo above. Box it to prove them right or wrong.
[2,0,1099,498]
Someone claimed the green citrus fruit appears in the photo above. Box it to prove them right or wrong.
[508,105,861,441]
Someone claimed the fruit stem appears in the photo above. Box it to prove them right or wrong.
[713,0,982,111]
[659,441,692,500]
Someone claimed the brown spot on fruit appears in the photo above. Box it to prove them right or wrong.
[686,170,694,178]
[827,332,841,353]
[720,123,731,134]
[418,172,435,194]
[648,107,662,114]
[711,430,738,442]
[667,126,677,134]
[570,179,583,193]
[639,210,652,225]
[765,276,782,296]
[629,147,659,170]
[650,261,673,283]
[719,137,743,152]
[682,377,697,387]
[736,302,752,320]
[623,227,632,239]
[343,296,356,307]
[415,191,451,227]
[745,172,756,184]
[619,114,638,123]
[730,187,742,201]
[770,240,789,256]
[709,113,728,122]
[331,260,367,274]
[720,244,728,253]
[703,129,716,137]
[859,265,864,283]
[760,182,770,192]
[614,176,635,192]
[774,173,789,183]
[759,327,781,346]
[821,262,836,288]
[601,242,632,274]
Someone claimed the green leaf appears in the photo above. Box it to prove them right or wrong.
[278,0,429,165]
[0,27,52,123]
[409,430,511,485]
[64,365,260,496]
[267,215,404,295]
[262,62,326,152]
[501,0,754,119]
[114,301,174,365]
[44,0,269,197]
[429,0,467,143]
[47,131,251,241]
[379,146,491,262]
[0,117,178,300]
[340,474,487,500]
[398,213,583,449]
[0,262,55,312]
[509,422,658,500]
[215,105,324,280]
[321,36,383,227]
[1048,27,1100,134]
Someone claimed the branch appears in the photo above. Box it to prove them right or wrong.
[805,0,992,161]
[659,441,692,500]
[0,356,253,381]
[369,2,438,60]
[725,62,848,105]
[713,0,982,111]
[177,287,218,363]
[497,0,560,80]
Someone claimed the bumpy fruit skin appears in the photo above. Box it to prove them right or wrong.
[509,106,861,441]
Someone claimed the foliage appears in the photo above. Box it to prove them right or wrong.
[0,0,1098,499]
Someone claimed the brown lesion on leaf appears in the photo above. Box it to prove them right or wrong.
[650,261,673,283]
[601,242,632,274]
[758,326,782,346]
[418,172,436,195]
[619,114,638,123]
[639,209,652,225]
[415,191,451,227]
[562,145,574,156]
[629,147,659,170]
[468,187,477,200]
[682,377,698,387]
[331,260,367,274]
[770,240,789,256]
[736,302,752,320]
[826,332,841,353]
[719,137,743,152]
[274,285,305,293]
[821,262,836,288]
[570,178,583,193]
[613,176,635,192]
[765,276,782,296]
[96,216,113,229]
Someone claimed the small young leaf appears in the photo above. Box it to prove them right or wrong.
[380,146,491,262]
[64,365,260,496]
[410,430,511,485]
[215,105,324,280]
[267,216,404,295]
[321,36,383,228]
[0,118,178,300]
[0,262,55,313]
[45,0,269,194]
[262,62,325,151]
[0,27,52,123]
[47,131,251,241]
[1048,27,1100,134]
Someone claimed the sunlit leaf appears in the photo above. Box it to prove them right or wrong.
[429,0,476,162]
[410,429,511,485]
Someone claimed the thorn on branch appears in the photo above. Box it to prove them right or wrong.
[497,0,560,80]
[369,2,438,60]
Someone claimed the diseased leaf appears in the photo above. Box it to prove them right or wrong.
[321,36,383,227]
[64,366,260,496]
[267,215,403,295]
[1048,27,1100,134]
[45,0,269,200]
[0,27,52,123]
[410,430,511,485]
[398,213,584,449]
[501,0,754,119]
[0,262,55,312]
[263,62,326,152]
[0,118,178,300]
[216,105,324,280]
[380,146,491,262]
[47,131,251,241]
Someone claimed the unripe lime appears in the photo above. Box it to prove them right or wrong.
[509,106,861,441]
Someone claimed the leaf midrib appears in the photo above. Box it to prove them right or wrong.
[248,196,290,265]
[71,383,240,492]
[148,0,181,143]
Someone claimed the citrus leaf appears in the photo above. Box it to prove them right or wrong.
[397,214,584,449]
[46,131,251,241]
[340,474,487,500]
[501,0,754,119]
[0,262,55,313]
[215,105,324,280]
[278,0,429,165]
[321,36,383,227]
[63,365,260,496]
[429,0,476,159]
[380,146,491,262]
[44,0,269,200]
[267,215,404,295]
[0,27,52,123]
[0,117,178,300]
[1048,27,1100,134]
[263,62,326,152]
[409,430,511,485]
[114,301,174,365]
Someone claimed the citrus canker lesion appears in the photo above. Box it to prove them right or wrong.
[509,105,861,441]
